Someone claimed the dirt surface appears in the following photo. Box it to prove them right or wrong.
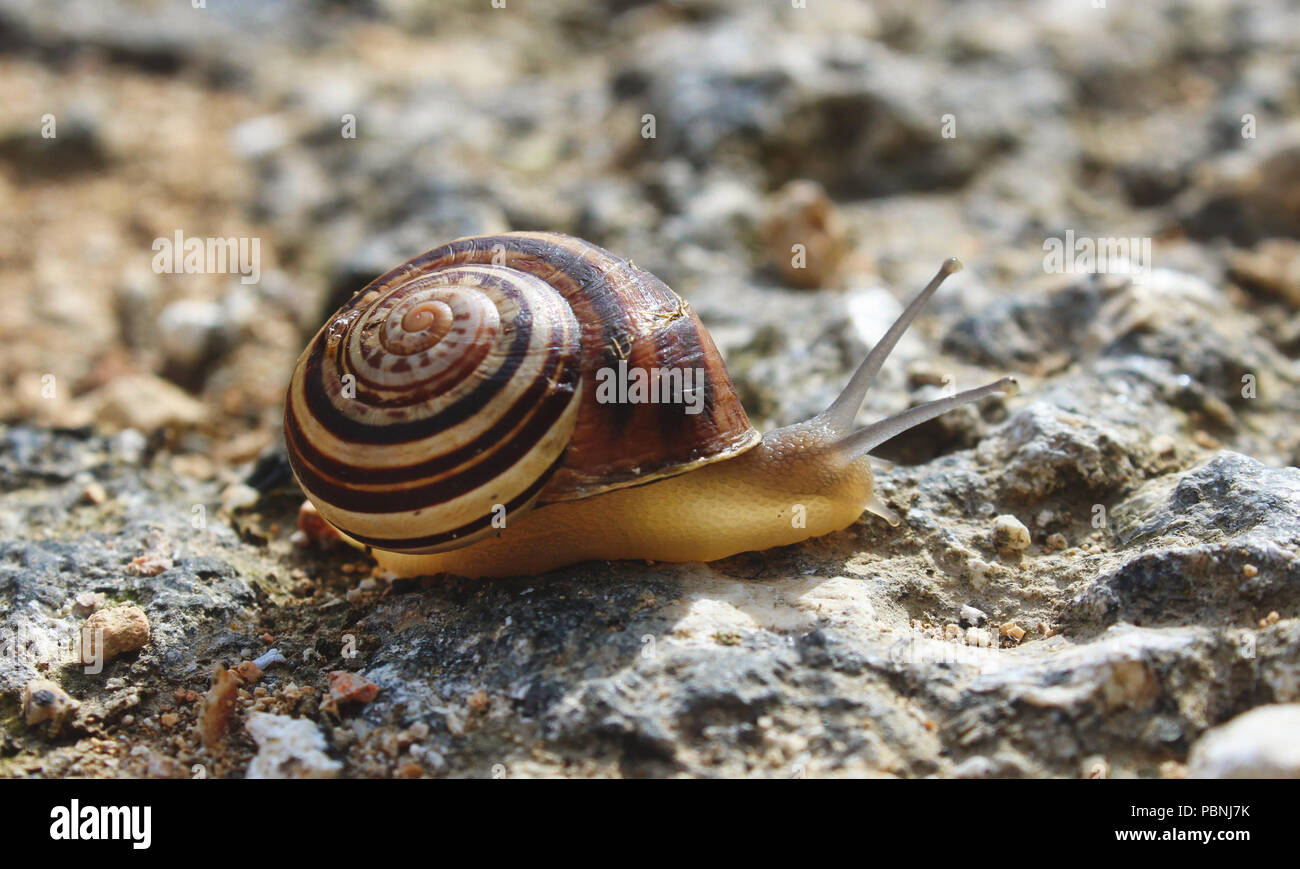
[2,0,1299,778]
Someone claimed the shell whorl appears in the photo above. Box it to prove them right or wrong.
[286,262,584,553]
[285,232,760,554]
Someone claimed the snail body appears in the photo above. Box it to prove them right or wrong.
[286,232,1016,578]
[369,418,874,578]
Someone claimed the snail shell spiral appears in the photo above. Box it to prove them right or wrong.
[285,232,759,554]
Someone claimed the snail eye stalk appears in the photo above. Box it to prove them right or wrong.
[813,257,1018,458]
[817,258,964,435]
[835,376,1020,461]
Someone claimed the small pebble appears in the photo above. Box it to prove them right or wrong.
[959,604,987,627]
[157,299,231,374]
[22,679,79,729]
[221,482,260,512]
[231,660,265,685]
[126,553,172,576]
[1242,564,1258,578]
[170,453,215,480]
[81,605,150,664]
[252,648,288,670]
[991,514,1032,555]
[296,500,342,546]
[87,372,206,431]
[108,428,148,464]
[329,671,380,704]
[966,557,993,590]
[71,591,105,617]
[80,482,108,505]
[1149,434,1176,456]
[1193,430,1220,449]
[198,663,241,748]
[1000,622,1026,642]
[760,179,847,289]
[245,712,342,779]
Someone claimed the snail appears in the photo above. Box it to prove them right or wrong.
[285,232,1018,578]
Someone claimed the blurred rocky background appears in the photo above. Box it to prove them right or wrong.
[1,0,1298,778]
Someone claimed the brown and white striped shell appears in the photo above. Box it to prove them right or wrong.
[284,232,760,554]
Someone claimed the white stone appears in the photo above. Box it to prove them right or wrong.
[992,514,1032,553]
[245,713,342,779]
[1188,704,1300,779]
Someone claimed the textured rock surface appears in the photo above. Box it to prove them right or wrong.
[2,0,1299,777]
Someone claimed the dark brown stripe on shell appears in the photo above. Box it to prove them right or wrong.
[338,453,566,553]
[298,277,538,443]
[286,351,578,508]
[290,378,576,514]
[286,345,576,486]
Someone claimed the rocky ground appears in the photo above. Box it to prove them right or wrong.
[2,0,1299,778]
